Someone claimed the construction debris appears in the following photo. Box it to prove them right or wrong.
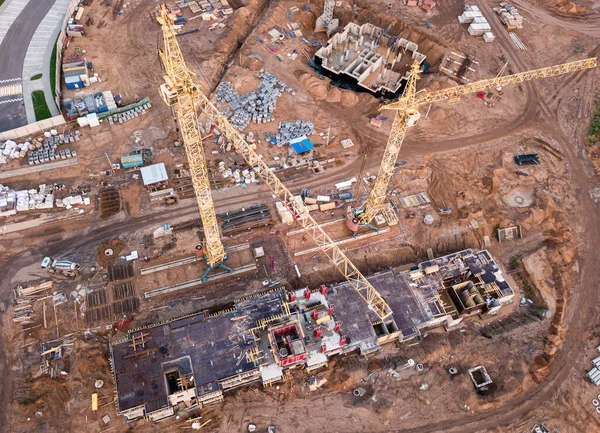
[307,375,327,391]
[12,281,54,324]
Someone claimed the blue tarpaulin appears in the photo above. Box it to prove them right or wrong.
[290,136,314,154]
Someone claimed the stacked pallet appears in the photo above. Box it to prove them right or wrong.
[494,3,523,30]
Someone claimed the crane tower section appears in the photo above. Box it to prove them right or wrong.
[354,57,597,228]
[158,5,227,270]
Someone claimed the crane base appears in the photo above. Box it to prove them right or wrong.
[201,262,233,281]
[351,224,379,238]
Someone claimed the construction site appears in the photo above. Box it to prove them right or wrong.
[0,0,599,433]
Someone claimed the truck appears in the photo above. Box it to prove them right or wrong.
[41,257,82,277]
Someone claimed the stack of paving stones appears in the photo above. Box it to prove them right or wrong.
[107,103,152,125]
[268,120,315,145]
[215,72,295,131]
[27,131,80,165]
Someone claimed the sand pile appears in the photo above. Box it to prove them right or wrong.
[341,91,358,106]
[306,79,328,100]
[556,0,588,14]
[522,248,556,313]
[328,87,342,103]
[297,73,359,106]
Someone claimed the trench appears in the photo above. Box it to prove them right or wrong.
[209,0,273,96]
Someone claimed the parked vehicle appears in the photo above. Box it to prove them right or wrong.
[41,257,81,277]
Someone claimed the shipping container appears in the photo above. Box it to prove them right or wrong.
[121,154,144,168]
[65,76,83,89]
[319,202,336,211]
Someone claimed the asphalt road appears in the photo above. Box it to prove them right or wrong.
[0,0,55,132]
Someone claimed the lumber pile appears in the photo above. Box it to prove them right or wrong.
[13,281,54,324]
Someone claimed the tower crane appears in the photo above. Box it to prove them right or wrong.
[348,57,597,233]
[157,5,393,321]
[157,5,231,280]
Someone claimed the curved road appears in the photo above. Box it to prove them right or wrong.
[0,0,56,131]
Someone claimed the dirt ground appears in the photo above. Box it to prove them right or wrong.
[1,0,600,432]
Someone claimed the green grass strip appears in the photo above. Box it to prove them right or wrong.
[32,90,52,121]
[31,73,42,81]
[50,39,58,98]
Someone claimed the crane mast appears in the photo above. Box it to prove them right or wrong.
[156,5,393,321]
[352,61,422,226]
[158,5,230,279]
[194,90,393,321]
[355,57,597,228]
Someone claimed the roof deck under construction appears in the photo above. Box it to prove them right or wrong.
[314,22,427,97]
[110,249,513,421]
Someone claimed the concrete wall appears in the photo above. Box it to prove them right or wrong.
[54,0,83,108]
[0,115,66,141]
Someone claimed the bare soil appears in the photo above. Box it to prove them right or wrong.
[1,0,600,432]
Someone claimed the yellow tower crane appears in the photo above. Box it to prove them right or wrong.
[349,57,597,233]
[157,5,231,280]
[157,5,393,321]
